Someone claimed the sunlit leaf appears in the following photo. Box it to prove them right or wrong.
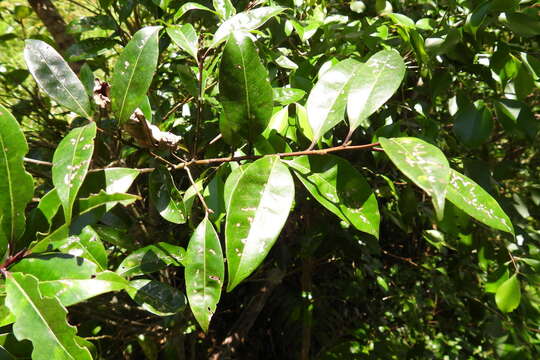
[167,24,198,61]
[116,242,185,277]
[495,274,521,313]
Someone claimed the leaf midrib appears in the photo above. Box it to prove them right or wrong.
[0,134,15,242]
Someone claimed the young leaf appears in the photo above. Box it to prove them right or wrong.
[52,122,97,224]
[495,274,521,313]
[111,26,161,124]
[149,167,186,224]
[39,271,128,307]
[0,105,34,255]
[211,6,286,47]
[185,217,224,332]
[226,156,294,291]
[306,59,363,145]
[287,155,380,238]
[167,24,198,61]
[5,273,92,360]
[24,40,94,119]
[126,279,186,316]
[446,170,513,234]
[10,253,99,281]
[379,137,450,220]
[116,243,185,277]
[219,32,273,145]
[347,49,405,134]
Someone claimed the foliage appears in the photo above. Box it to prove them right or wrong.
[0,0,539,358]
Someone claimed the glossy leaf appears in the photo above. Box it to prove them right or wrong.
[116,242,185,277]
[224,165,248,210]
[226,156,294,291]
[212,6,286,47]
[0,105,34,255]
[149,167,186,224]
[56,226,108,270]
[214,0,236,20]
[379,137,450,220]
[219,32,273,145]
[81,167,140,211]
[347,50,405,133]
[167,24,198,61]
[495,274,521,313]
[174,2,215,21]
[5,273,92,360]
[306,59,362,145]
[10,253,98,280]
[446,170,513,234]
[111,26,161,124]
[24,40,93,119]
[453,103,493,147]
[287,155,380,238]
[126,279,186,316]
[39,271,128,307]
[52,122,97,224]
[79,191,140,214]
[185,217,224,332]
[273,87,306,105]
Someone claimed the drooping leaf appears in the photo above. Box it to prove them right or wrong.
[126,279,186,316]
[116,242,185,277]
[10,253,98,281]
[185,217,224,332]
[55,226,108,271]
[219,32,273,145]
[79,191,140,214]
[52,122,97,224]
[149,167,186,224]
[226,156,294,291]
[24,40,93,119]
[347,49,405,134]
[224,165,248,210]
[0,105,34,255]
[39,271,128,307]
[287,155,380,238]
[306,59,362,145]
[212,6,286,47]
[446,170,513,234]
[495,274,521,313]
[453,102,493,147]
[5,273,92,360]
[111,26,161,124]
[167,24,198,61]
[379,137,450,220]
[174,2,216,21]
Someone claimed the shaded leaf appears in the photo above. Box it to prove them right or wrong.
[226,156,294,291]
[111,26,161,124]
[495,274,521,313]
[379,137,450,220]
[52,122,97,224]
[185,217,224,332]
[81,167,140,211]
[126,279,186,316]
[453,103,493,147]
[55,226,108,270]
[79,191,140,214]
[0,105,34,255]
[149,167,186,224]
[287,155,380,238]
[5,273,92,360]
[24,40,93,119]
[219,32,273,145]
[174,2,215,21]
[116,243,185,277]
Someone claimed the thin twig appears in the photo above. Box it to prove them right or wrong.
[23,157,53,166]
[184,165,213,215]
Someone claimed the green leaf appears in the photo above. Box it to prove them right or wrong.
[212,6,286,47]
[506,12,540,38]
[224,165,248,211]
[79,191,140,214]
[126,279,186,316]
[203,174,226,222]
[213,0,236,20]
[10,253,98,281]
[81,167,140,211]
[149,167,186,224]
[116,242,185,277]
[174,2,216,21]
[347,50,405,134]
[226,156,294,291]
[494,99,537,139]
[495,274,521,313]
[5,273,92,360]
[185,217,224,332]
[111,26,161,124]
[219,32,273,145]
[272,88,306,105]
[446,170,513,234]
[167,24,198,61]
[287,155,380,238]
[306,59,362,145]
[39,271,128,307]
[453,103,493,147]
[0,105,34,255]
[55,226,108,271]
[379,137,450,220]
[24,40,93,119]
[52,122,97,225]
